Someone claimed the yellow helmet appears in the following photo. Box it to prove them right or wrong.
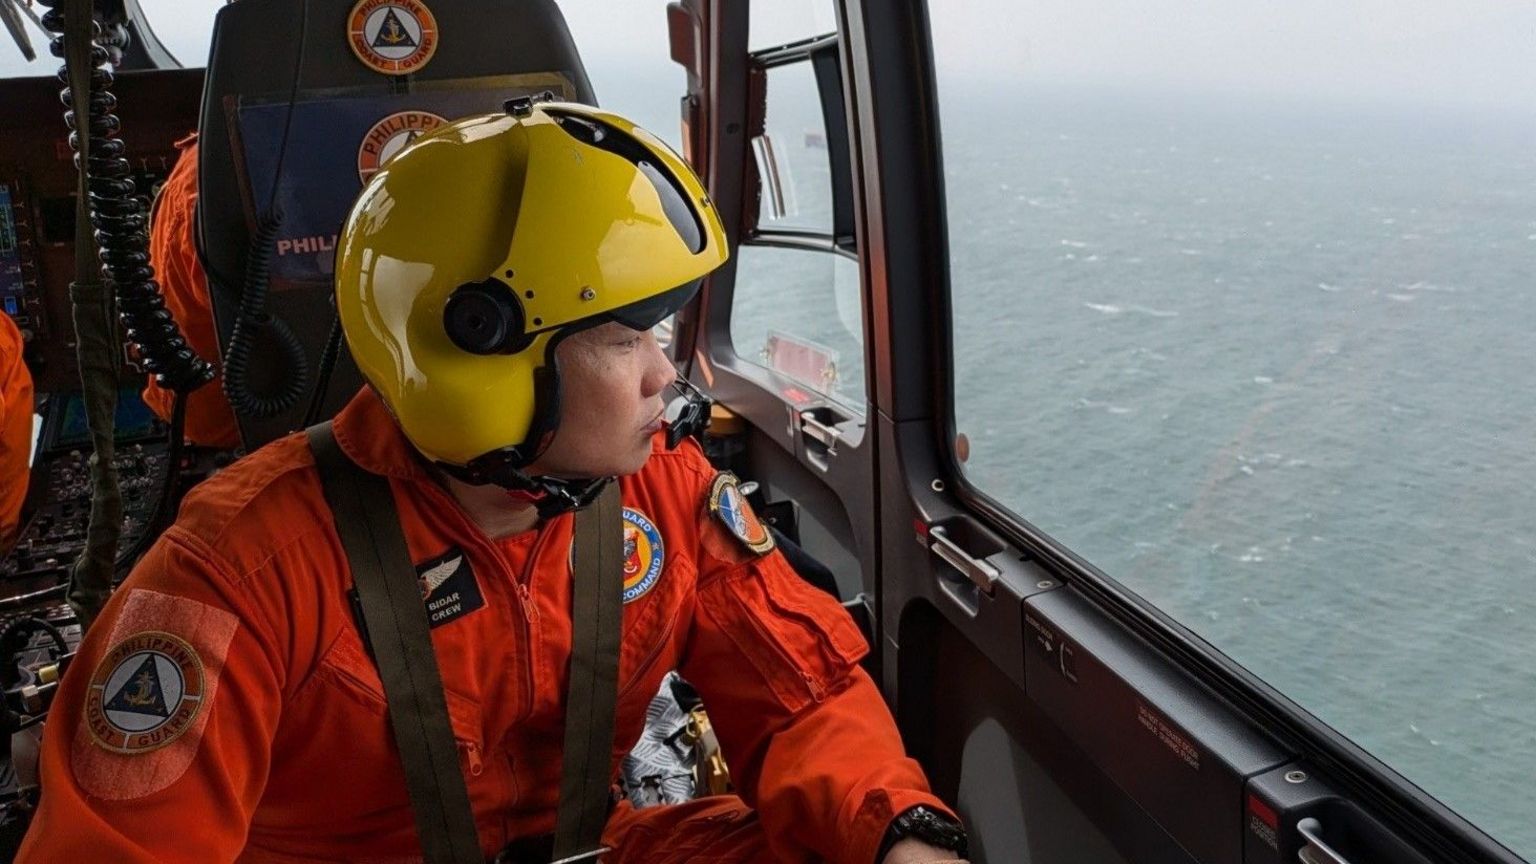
[335,100,728,483]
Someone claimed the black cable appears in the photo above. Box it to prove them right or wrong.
[37,3,215,396]
[219,0,312,420]
[303,312,343,428]
[221,209,310,417]
[113,390,186,575]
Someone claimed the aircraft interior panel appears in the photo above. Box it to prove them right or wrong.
[0,0,1529,861]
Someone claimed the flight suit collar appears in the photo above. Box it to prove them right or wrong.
[329,386,433,482]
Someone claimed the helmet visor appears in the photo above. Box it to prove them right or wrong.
[607,280,702,331]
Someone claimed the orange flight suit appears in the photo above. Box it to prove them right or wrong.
[0,312,33,549]
[19,385,953,863]
[142,135,242,450]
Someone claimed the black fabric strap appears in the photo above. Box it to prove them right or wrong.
[553,481,623,861]
[306,423,482,864]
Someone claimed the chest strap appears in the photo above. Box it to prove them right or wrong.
[557,474,622,861]
[306,422,622,864]
[308,422,483,863]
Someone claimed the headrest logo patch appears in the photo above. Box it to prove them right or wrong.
[358,110,448,182]
[348,0,439,76]
[85,631,205,754]
[709,473,775,555]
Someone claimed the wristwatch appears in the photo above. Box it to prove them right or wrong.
[874,805,970,862]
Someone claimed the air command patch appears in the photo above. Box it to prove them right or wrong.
[709,473,775,556]
[574,508,666,603]
[348,0,439,75]
[621,508,666,603]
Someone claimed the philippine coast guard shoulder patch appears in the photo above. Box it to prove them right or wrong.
[709,473,775,556]
[621,508,666,604]
[85,631,205,754]
[72,589,238,801]
[347,0,439,76]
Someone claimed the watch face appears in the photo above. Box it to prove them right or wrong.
[896,806,970,858]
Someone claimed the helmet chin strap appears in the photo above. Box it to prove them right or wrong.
[442,377,713,519]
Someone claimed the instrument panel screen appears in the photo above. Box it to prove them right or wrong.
[0,182,21,319]
[48,390,161,451]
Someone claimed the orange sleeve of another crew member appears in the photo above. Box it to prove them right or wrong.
[142,136,242,450]
[0,312,34,549]
[678,463,959,864]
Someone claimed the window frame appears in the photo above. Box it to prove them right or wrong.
[725,29,867,415]
[847,0,1525,860]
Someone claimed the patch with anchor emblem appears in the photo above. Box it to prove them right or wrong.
[347,0,439,76]
[85,631,206,754]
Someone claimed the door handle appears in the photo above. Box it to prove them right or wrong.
[1297,818,1353,864]
[928,525,999,594]
[799,410,841,455]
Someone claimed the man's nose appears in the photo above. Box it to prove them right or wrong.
[641,336,676,398]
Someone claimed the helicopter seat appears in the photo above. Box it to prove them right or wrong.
[196,0,597,449]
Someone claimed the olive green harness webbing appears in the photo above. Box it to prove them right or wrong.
[307,422,621,863]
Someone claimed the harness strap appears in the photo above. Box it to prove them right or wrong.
[554,480,623,860]
[308,421,623,864]
[306,422,482,864]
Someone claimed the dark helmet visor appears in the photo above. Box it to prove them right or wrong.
[607,279,702,330]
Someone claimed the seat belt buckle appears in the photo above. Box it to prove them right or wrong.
[549,846,612,864]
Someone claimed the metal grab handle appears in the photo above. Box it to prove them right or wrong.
[929,525,999,593]
[799,411,842,454]
[1297,818,1353,864]
[549,848,612,864]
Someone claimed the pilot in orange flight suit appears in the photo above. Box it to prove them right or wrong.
[18,104,969,864]
[141,134,242,450]
[0,311,34,550]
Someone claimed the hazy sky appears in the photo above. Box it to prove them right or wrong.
[2,0,1533,113]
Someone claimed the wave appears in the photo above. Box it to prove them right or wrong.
[1084,302,1179,318]
[1077,397,1135,415]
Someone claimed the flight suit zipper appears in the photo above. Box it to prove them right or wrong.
[458,739,485,777]
[415,478,542,722]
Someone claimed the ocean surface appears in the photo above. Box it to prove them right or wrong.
[950,85,1536,858]
[717,80,1536,858]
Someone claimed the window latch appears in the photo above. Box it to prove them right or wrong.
[1296,818,1352,864]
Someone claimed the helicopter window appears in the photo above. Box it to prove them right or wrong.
[730,12,861,408]
[133,1,219,67]
[931,0,1536,858]
[731,247,864,408]
[751,0,838,53]
[750,60,836,234]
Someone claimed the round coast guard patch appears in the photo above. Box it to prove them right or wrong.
[358,110,446,182]
[348,0,439,75]
[621,508,665,603]
[574,508,666,603]
[85,631,206,754]
[709,473,775,555]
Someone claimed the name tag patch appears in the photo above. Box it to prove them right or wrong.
[416,547,485,629]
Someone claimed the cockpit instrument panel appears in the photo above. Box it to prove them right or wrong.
[0,179,41,336]
[0,68,202,392]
